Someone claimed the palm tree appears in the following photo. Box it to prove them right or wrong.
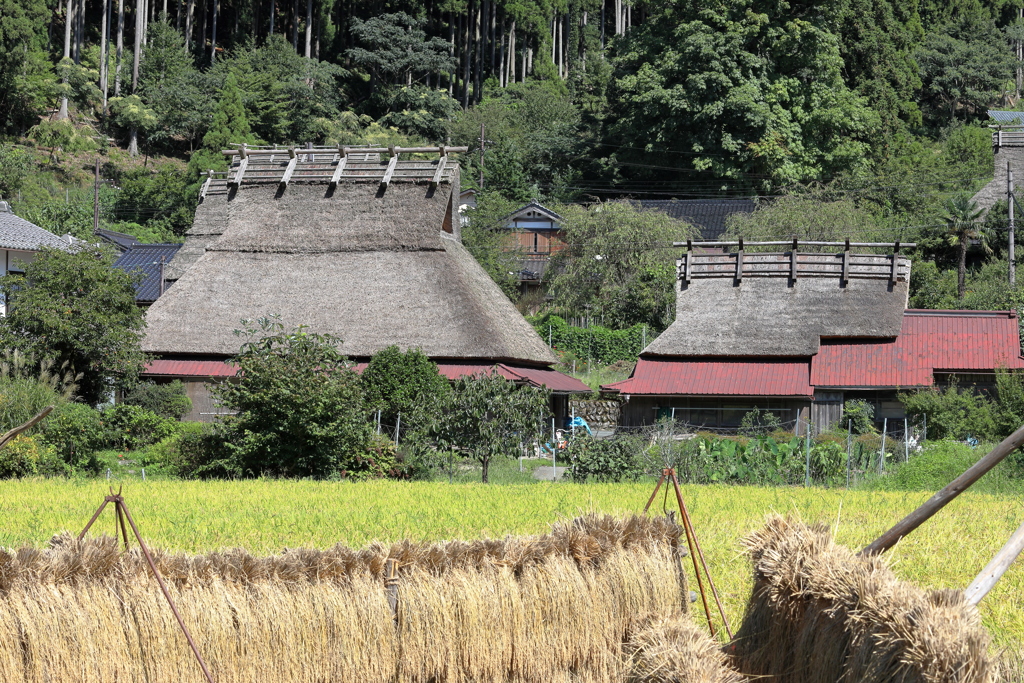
[942,194,987,300]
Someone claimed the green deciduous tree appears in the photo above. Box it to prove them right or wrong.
[549,201,697,331]
[916,12,1015,125]
[360,345,450,437]
[451,81,585,200]
[431,371,549,483]
[108,94,158,156]
[0,246,147,405]
[214,318,373,478]
[724,193,890,244]
[608,3,882,190]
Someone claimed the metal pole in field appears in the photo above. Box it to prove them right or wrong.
[880,418,888,473]
[904,417,910,462]
[805,421,811,487]
[846,419,852,489]
[551,417,556,481]
[1010,162,1016,286]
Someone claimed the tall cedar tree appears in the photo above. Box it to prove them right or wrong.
[0,246,147,405]
[187,72,256,182]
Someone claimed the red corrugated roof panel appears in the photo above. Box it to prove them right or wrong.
[144,360,238,377]
[354,362,590,392]
[495,364,592,393]
[604,358,812,396]
[811,310,1024,388]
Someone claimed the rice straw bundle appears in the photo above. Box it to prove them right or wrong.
[729,515,994,683]
[0,513,702,683]
[625,613,745,683]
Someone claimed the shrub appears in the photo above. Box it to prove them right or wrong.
[529,314,649,365]
[214,318,373,478]
[566,434,647,482]
[738,408,781,437]
[899,382,998,441]
[0,435,65,478]
[864,440,1023,494]
[39,402,103,473]
[122,380,192,420]
[840,399,876,434]
[101,404,178,451]
[0,351,78,430]
[162,422,234,479]
[360,346,450,437]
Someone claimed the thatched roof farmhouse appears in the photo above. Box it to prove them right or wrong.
[603,242,1024,432]
[143,145,587,420]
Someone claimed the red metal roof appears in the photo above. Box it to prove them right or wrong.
[604,358,813,396]
[494,364,592,393]
[325,362,591,393]
[144,360,238,377]
[811,310,1024,388]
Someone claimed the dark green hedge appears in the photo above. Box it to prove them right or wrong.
[529,314,648,365]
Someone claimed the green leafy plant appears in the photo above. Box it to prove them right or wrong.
[566,433,647,482]
[39,402,103,473]
[101,403,178,451]
[738,408,782,437]
[0,434,65,478]
[360,345,450,439]
[430,371,550,483]
[840,400,876,434]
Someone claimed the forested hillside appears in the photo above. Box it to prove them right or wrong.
[3,0,1024,329]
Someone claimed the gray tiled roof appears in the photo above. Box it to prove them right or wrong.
[0,202,70,251]
[989,110,1024,124]
[113,243,182,302]
[632,199,756,240]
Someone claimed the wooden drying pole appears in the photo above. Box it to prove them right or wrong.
[861,423,1024,556]
[644,468,732,640]
[79,487,216,683]
[0,406,53,449]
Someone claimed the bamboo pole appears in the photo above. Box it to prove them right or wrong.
[964,520,1024,606]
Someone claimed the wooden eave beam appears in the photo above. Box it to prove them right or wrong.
[231,154,249,187]
[199,170,214,200]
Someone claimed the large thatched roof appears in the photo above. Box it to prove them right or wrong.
[645,250,910,357]
[144,155,555,365]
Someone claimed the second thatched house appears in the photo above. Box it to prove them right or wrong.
[142,145,588,421]
[602,241,1024,432]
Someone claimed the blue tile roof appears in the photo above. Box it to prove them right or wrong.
[112,243,182,302]
[633,199,756,240]
[989,110,1024,124]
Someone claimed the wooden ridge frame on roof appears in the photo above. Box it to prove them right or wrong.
[676,239,916,285]
[214,144,468,194]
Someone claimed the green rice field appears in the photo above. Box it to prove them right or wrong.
[1,479,1021,652]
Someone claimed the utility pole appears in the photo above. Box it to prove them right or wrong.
[93,158,101,234]
[1011,161,1016,286]
[479,122,485,189]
